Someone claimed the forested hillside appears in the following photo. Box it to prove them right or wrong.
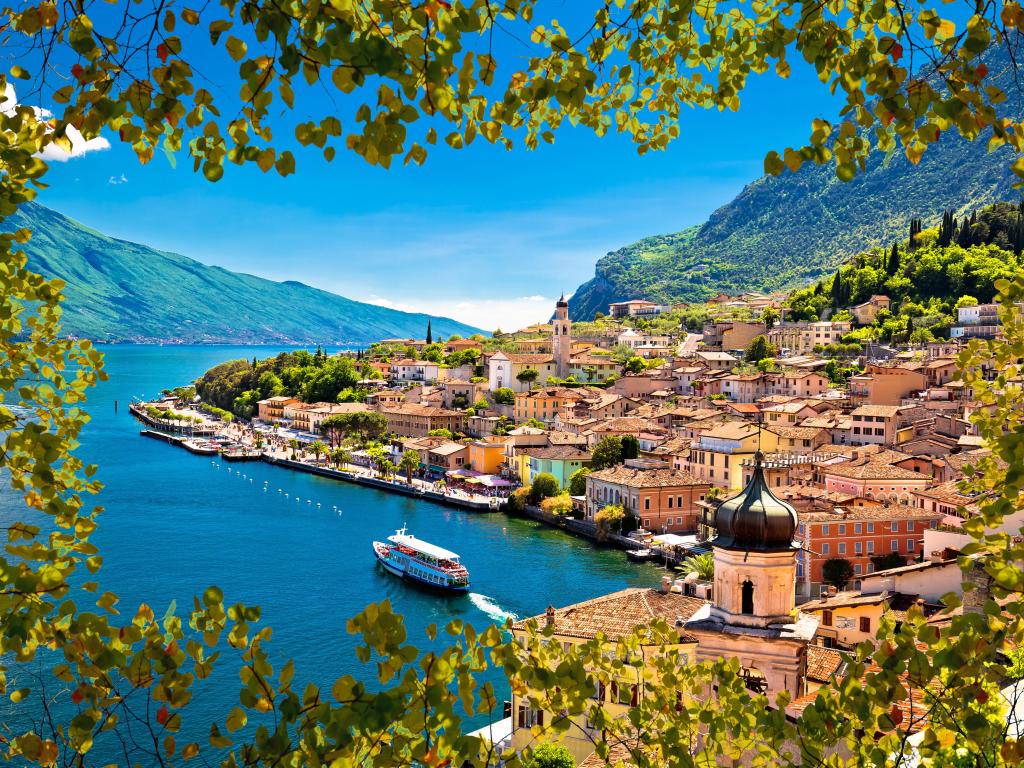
[789,201,1024,344]
[568,53,1022,321]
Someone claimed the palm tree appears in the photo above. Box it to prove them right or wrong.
[398,450,419,484]
[287,438,300,460]
[677,552,714,581]
[309,440,327,464]
[331,448,351,469]
[379,459,397,480]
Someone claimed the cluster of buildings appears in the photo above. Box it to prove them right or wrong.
[254,296,1001,601]
[246,293,1015,766]
[505,450,1008,764]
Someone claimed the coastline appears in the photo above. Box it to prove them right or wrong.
[133,413,661,558]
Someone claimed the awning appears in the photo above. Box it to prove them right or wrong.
[447,468,482,478]
[477,475,512,487]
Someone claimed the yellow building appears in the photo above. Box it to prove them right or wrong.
[798,591,905,649]
[680,422,780,491]
[514,387,586,423]
[468,438,507,475]
[510,587,705,764]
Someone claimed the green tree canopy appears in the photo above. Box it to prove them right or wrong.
[591,435,625,470]
[567,467,591,497]
[822,557,855,589]
[528,473,561,504]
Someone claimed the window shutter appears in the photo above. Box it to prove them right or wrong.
[631,685,639,706]
[517,705,526,728]
[537,710,544,727]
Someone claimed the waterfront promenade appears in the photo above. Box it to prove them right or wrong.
[139,416,506,512]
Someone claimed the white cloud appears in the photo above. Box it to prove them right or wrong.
[2,84,110,162]
[108,173,128,185]
[360,294,558,333]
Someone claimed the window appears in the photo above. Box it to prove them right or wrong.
[867,522,875,533]
[907,539,915,551]
[854,523,862,534]
[906,520,914,532]
[838,524,846,535]
[822,609,833,626]
[859,617,871,633]
[822,524,830,535]
[867,541,875,554]
[855,541,863,554]
[838,542,846,554]
[854,563,862,574]
[891,521,899,532]
[667,497,673,509]
[821,543,830,555]
[517,704,544,728]
[644,498,651,510]
[591,681,606,701]
[741,579,755,615]
[891,539,899,552]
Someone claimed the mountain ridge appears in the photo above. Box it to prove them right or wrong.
[9,202,482,344]
[568,53,1024,320]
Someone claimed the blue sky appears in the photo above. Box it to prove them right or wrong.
[34,11,845,332]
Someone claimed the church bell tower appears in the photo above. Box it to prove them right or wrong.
[552,294,571,378]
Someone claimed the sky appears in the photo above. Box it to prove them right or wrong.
[32,8,846,333]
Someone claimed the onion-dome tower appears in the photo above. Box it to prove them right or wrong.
[709,452,800,628]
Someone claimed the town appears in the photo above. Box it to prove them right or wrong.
[132,285,1012,763]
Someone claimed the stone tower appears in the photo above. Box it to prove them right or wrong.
[552,294,571,379]
[685,451,817,699]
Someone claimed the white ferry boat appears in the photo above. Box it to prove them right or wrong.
[372,526,470,593]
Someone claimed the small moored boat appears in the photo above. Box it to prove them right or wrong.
[372,526,470,593]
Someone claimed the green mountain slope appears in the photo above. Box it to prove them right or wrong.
[9,202,481,343]
[569,59,1022,320]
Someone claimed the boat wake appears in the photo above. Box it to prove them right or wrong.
[468,593,518,624]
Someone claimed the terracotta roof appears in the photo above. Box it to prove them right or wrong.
[512,588,706,641]
[579,741,638,768]
[799,504,943,523]
[382,403,465,417]
[506,353,556,364]
[769,425,826,439]
[429,442,468,456]
[726,403,761,414]
[806,645,846,683]
[698,421,759,441]
[588,466,707,488]
[802,591,888,612]
[851,405,904,417]
[823,459,928,481]
[518,446,592,461]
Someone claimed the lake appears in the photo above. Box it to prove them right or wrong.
[0,345,663,752]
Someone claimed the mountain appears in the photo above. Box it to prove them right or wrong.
[8,202,481,343]
[569,56,1022,321]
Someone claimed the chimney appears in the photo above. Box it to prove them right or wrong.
[545,604,556,627]
[660,575,673,594]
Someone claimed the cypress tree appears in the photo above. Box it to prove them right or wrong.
[426,320,432,345]
[887,242,900,275]
[830,271,843,307]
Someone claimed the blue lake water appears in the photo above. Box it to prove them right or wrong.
[0,345,662,750]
